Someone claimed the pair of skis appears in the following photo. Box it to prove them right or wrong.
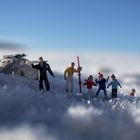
[77,56,82,95]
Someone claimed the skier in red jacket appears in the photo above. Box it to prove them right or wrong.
[83,75,96,99]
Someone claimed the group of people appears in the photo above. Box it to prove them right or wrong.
[83,73,122,99]
[31,57,136,99]
[64,62,122,99]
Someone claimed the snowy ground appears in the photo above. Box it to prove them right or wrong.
[0,73,140,140]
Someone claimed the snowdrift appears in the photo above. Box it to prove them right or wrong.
[0,73,140,140]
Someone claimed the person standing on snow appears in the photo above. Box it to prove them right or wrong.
[83,75,96,99]
[129,88,136,96]
[64,62,81,93]
[95,72,109,98]
[107,74,122,98]
[31,57,55,92]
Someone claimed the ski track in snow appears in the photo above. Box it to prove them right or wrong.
[0,73,140,140]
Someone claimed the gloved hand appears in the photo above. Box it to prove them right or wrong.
[52,75,55,78]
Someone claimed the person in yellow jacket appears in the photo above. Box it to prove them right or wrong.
[64,62,80,93]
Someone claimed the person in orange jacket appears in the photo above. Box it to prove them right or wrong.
[83,75,96,99]
[64,62,81,93]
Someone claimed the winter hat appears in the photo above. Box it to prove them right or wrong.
[71,62,75,65]
[98,72,103,78]
[39,56,43,60]
[111,74,116,79]
[132,89,136,92]
[88,75,93,79]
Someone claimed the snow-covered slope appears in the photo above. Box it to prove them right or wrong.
[0,73,140,140]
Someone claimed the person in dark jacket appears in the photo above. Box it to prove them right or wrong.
[31,57,55,91]
[95,72,109,98]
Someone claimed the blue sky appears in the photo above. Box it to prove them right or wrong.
[0,0,140,54]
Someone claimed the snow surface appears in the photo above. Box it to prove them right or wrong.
[0,73,140,140]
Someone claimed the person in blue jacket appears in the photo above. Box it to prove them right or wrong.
[95,72,109,98]
[107,74,122,98]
